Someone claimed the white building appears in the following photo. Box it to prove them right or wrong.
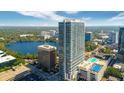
[94,39,103,44]
[113,60,124,72]
[0,37,5,40]
[41,30,57,39]
[41,31,52,39]
[0,50,6,57]
[0,50,4,55]
[49,30,57,36]
[0,50,16,67]
[98,30,109,39]
[20,34,34,37]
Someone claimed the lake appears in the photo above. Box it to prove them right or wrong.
[6,41,58,55]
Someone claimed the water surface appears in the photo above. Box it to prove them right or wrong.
[6,41,57,55]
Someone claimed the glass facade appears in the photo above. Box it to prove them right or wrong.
[109,32,118,44]
[85,32,92,41]
[59,19,85,80]
[118,28,124,51]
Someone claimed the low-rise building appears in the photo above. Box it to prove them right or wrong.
[78,57,108,81]
[108,76,121,81]
[0,50,4,54]
[94,39,103,44]
[98,30,109,39]
[113,60,124,72]
[0,55,16,67]
[0,50,16,67]
[0,50,4,57]
[49,30,57,36]
[20,34,34,37]
[41,31,52,40]
[0,37,5,40]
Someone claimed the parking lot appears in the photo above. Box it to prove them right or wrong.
[18,73,45,81]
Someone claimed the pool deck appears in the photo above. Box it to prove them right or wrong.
[78,57,107,73]
[88,57,98,63]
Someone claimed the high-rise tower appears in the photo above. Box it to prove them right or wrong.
[118,28,124,51]
[117,28,124,61]
[59,19,85,80]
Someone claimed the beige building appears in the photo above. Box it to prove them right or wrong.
[78,57,107,81]
[38,45,57,72]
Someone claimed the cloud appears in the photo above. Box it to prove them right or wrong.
[108,12,124,21]
[65,11,79,14]
[82,17,91,21]
[17,11,66,21]
[106,12,124,26]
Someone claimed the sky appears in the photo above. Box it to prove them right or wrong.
[0,11,124,26]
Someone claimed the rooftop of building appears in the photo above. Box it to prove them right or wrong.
[38,45,56,51]
[0,53,6,58]
[78,61,93,71]
[85,32,92,34]
[113,60,124,70]
[78,57,107,73]
[63,19,82,23]
[108,76,121,81]
[0,50,4,54]
[0,50,6,57]
[0,55,16,64]
[94,39,103,42]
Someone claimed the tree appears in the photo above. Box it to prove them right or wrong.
[0,42,5,49]
[104,67,122,78]
[100,47,111,54]
[85,41,98,52]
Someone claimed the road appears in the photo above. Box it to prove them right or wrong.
[26,64,60,81]
[108,59,116,66]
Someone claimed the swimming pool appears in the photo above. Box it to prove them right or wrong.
[91,64,102,72]
[88,57,97,63]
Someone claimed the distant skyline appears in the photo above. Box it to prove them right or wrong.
[0,11,124,26]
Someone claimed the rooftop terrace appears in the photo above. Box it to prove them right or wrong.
[0,55,16,64]
[87,57,98,63]
[78,57,107,73]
